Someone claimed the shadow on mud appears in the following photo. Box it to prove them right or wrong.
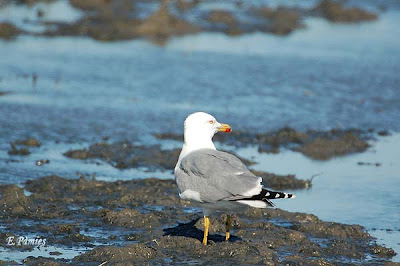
[163,218,241,244]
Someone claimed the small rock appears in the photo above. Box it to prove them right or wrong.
[0,23,21,39]
[16,137,41,147]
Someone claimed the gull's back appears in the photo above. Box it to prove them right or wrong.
[175,149,262,203]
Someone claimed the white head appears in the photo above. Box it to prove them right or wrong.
[182,112,231,152]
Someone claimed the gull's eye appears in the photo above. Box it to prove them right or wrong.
[209,120,215,124]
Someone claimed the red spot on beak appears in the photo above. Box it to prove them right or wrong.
[218,123,232,133]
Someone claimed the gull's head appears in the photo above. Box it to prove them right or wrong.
[183,112,231,148]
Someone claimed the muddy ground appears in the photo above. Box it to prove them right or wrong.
[2,130,395,264]
[0,175,397,265]
[0,22,22,40]
[60,128,376,188]
[12,127,377,190]
[62,139,311,190]
[0,0,379,42]
[155,127,373,160]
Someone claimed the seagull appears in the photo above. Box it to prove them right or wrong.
[174,112,295,245]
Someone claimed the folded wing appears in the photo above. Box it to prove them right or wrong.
[175,149,262,203]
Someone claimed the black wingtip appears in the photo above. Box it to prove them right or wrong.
[229,188,295,209]
[243,189,295,201]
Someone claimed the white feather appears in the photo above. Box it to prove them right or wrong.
[179,189,203,202]
[236,200,268,208]
[241,177,263,197]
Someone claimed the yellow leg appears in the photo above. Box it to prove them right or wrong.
[225,215,231,241]
[202,216,210,245]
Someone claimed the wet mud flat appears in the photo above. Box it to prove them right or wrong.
[7,127,380,189]
[60,127,376,190]
[61,128,374,172]
[156,127,375,160]
[7,127,379,188]
[1,0,379,43]
[0,175,397,265]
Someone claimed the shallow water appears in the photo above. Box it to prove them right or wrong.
[1,1,400,262]
[1,11,400,146]
[235,134,400,261]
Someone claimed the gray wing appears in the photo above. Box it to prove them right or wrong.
[175,149,261,203]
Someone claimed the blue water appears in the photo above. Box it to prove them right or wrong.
[235,134,400,261]
[1,12,400,146]
[0,0,400,262]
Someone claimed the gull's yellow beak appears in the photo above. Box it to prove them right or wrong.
[218,123,232,133]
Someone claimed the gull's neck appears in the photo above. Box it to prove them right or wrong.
[175,129,216,170]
